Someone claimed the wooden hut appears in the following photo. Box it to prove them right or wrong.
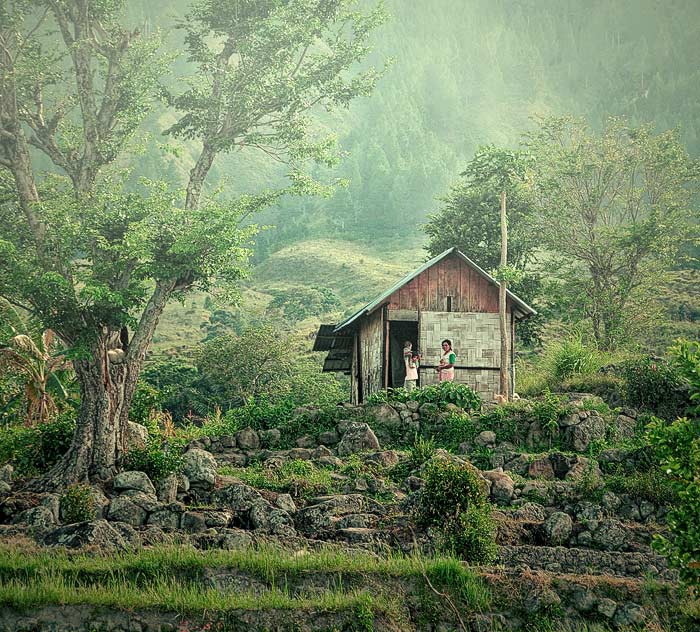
[313,247,535,403]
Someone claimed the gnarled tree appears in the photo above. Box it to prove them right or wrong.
[0,0,385,487]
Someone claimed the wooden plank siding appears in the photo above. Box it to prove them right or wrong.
[386,253,511,314]
[358,308,384,397]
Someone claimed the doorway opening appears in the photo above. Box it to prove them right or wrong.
[388,320,419,388]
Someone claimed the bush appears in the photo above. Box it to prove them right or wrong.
[60,484,97,524]
[123,442,182,483]
[546,334,603,380]
[621,356,687,419]
[416,459,496,564]
[368,382,481,412]
[0,413,76,476]
[439,504,498,565]
[431,412,478,452]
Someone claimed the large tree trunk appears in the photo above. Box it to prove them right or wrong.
[44,338,140,487]
[38,280,175,490]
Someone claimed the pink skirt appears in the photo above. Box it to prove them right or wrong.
[438,370,454,382]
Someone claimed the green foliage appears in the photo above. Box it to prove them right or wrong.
[195,327,346,411]
[123,442,182,484]
[438,504,499,565]
[219,460,336,498]
[546,334,603,380]
[0,414,76,476]
[129,382,162,425]
[672,340,700,417]
[431,412,479,452]
[647,415,700,586]
[621,356,687,419]
[417,459,496,564]
[605,468,677,506]
[526,116,700,350]
[266,286,340,323]
[409,435,436,470]
[373,382,482,414]
[59,485,97,525]
[139,360,209,422]
[560,374,624,405]
[646,339,700,586]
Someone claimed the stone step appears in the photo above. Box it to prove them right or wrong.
[497,544,677,580]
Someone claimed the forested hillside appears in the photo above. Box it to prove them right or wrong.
[111,1,700,255]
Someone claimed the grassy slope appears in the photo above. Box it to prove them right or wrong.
[154,239,425,352]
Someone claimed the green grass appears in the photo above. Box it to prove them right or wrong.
[218,459,340,498]
[0,543,492,614]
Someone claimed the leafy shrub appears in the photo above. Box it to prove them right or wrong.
[129,382,163,425]
[0,413,76,476]
[647,415,700,586]
[431,412,478,452]
[368,382,481,412]
[417,460,487,527]
[60,484,97,524]
[605,468,677,506]
[409,434,436,469]
[417,459,496,564]
[621,356,687,419]
[123,442,182,483]
[438,503,498,565]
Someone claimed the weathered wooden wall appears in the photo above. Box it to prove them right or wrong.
[386,253,511,313]
[358,309,384,398]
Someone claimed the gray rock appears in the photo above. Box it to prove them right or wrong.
[312,445,334,459]
[475,430,497,447]
[482,469,515,504]
[0,481,10,494]
[41,494,61,522]
[219,434,236,448]
[336,422,380,456]
[113,471,156,496]
[214,482,265,512]
[562,411,607,452]
[157,474,179,503]
[275,493,297,513]
[203,510,232,528]
[513,502,546,522]
[236,427,260,451]
[597,598,618,619]
[527,457,555,480]
[147,506,182,530]
[107,496,148,526]
[287,448,312,460]
[19,506,56,529]
[176,473,190,493]
[126,421,149,450]
[318,430,340,446]
[250,505,295,536]
[613,602,646,627]
[43,520,129,551]
[0,464,13,484]
[182,511,207,533]
[182,448,218,489]
[569,584,597,613]
[294,494,373,535]
[296,434,316,449]
[543,512,572,545]
[364,450,400,468]
[588,519,630,551]
[259,428,281,448]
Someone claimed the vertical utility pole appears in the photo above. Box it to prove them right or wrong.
[499,190,511,401]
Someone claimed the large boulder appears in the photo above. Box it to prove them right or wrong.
[542,512,573,546]
[481,469,515,504]
[336,422,380,456]
[365,404,402,444]
[43,520,130,551]
[112,471,156,496]
[107,491,159,527]
[561,410,607,452]
[236,427,260,451]
[182,448,218,489]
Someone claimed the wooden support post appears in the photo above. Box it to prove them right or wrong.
[499,190,511,401]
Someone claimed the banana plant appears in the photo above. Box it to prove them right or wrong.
[0,300,74,426]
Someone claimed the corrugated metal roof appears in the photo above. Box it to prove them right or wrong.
[333,247,536,333]
[313,324,353,352]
